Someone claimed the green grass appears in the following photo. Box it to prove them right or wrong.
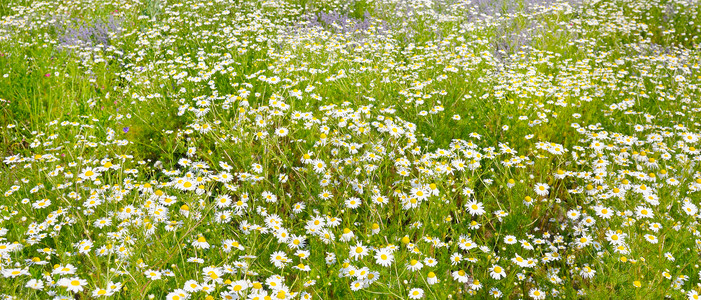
[0,0,700,299]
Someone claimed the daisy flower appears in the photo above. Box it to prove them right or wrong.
[144,270,162,280]
[350,243,369,260]
[166,289,189,300]
[58,277,87,293]
[340,228,355,242]
[183,279,201,292]
[503,235,517,244]
[78,167,100,181]
[407,259,423,272]
[410,187,429,201]
[424,257,438,267]
[605,230,626,245]
[452,270,470,283]
[529,288,546,300]
[533,183,549,196]
[92,288,113,297]
[489,265,506,280]
[580,265,596,279]
[644,234,658,244]
[635,206,654,219]
[270,251,289,269]
[25,278,44,290]
[2,268,28,278]
[345,197,361,209]
[192,236,210,249]
[575,235,592,248]
[427,271,438,284]
[374,248,394,267]
[450,253,463,265]
[465,200,485,216]
[408,288,424,299]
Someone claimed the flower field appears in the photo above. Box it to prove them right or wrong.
[1,0,701,298]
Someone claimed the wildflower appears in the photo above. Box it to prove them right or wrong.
[184,279,201,292]
[649,223,663,232]
[605,230,626,245]
[407,259,423,272]
[32,199,51,209]
[575,235,592,248]
[489,265,506,280]
[166,289,189,300]
[53,264,77,275]
[58,277,87,293]
[534,183,549,196]
[450,253,463,265]
[270,251,289,269]
[350,243,369,260]
[452,270,470,283]
[78,167,100,181]
[644,234,658,244]
[529,288,546,300]
[408,288,424,299]
[682,202,698,216]
[345,197,361,209]
[192,236,210,249]
[427,272,438,284]
[465,200,485,216]
[318,189,333,200]
[371,223,380,234]
[374,248,394,267]
[635,206,654,219]
[2,268,28,278]
[262,191,278,203]
[411,187,429,201]
[294,263,311,272]
[144,270,162,280]
[92,288,113,297]
[594,205,614,219]
[580,266,596,279]
[350,280,366,291]
[288,235,306,249]
[469,278,483,290]
[275,127,289,137]
[340,228,355,241]
[215,195,232,208]
[25,278,44,290]
[312,160,326,173]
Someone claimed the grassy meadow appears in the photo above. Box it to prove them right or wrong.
[1,0,701,298]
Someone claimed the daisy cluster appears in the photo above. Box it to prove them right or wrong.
[1,0,701,299]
